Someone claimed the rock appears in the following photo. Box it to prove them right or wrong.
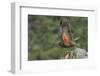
[74,48,87,59]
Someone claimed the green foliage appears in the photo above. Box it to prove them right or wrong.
[28,15,88,60]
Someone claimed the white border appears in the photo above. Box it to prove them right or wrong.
[11,2,97,74]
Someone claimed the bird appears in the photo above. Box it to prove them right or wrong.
[59,17,73,47]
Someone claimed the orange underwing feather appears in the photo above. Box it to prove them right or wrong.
[62,32,70,46]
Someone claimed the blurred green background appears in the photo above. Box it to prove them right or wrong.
[28,15,88,60]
